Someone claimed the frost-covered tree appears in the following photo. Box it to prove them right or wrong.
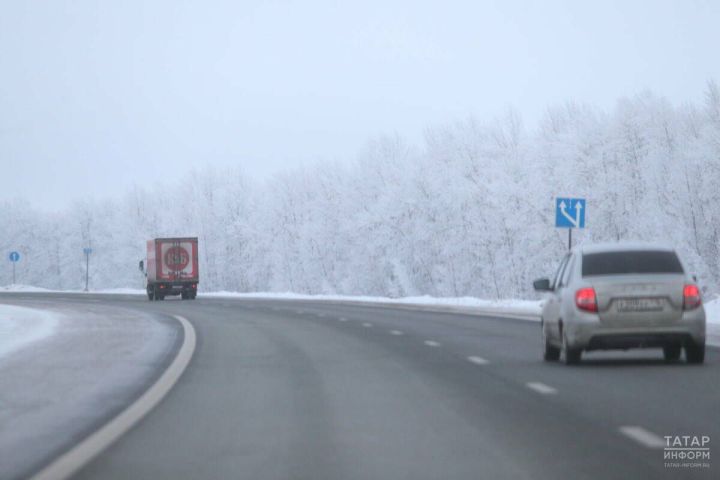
[2,85,719,298]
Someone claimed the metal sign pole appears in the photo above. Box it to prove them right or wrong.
[12,262,15,285]
[568,228,572,250]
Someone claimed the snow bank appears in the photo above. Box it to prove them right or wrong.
[0,285,146,295]
[204,291,543,319]
[0,305,61,359]
[93,288,146,295]
[703,296,720,325]
[702,297,720,348]
[0,284,56,293]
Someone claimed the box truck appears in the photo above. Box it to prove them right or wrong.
[141,237,199,301]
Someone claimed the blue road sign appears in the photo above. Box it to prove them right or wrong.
[555,198,586,228]
[83,248,93,255]
[9,251,20,262]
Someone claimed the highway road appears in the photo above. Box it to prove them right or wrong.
[1,293,717,479]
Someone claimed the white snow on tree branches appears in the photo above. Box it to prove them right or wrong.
[2,85,720,298]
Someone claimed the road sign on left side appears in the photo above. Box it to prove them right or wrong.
[9,251,20,262]
[83,248,93,255]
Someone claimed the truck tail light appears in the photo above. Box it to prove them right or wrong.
[683,284,701,310]
[575,288,598,312]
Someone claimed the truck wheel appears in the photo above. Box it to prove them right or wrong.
[181,292,188,300]
[147,290,154,301]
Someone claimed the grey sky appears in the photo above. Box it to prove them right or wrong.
[1,0,718,209]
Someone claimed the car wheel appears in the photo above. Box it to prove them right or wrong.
[663,345,681,362]
[542,322,560,361]
[685,343,705,364]
[562,333,581,365]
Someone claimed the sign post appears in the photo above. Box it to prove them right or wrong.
[8,251,20,284]
[555,198,586,250]
[83,247,93,292]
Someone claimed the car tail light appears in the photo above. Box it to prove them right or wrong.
[683,284,701,310]
[575,287,598,312]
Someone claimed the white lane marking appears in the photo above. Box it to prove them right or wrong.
[338,317,348,322]
[30,315,197,480]
[467,356,489,365]
[619,426,666,449]
[317,313,326,318]
[362,322,373,328]
[525,382,557,395]
[424,340,441,347]
[390,330,404,336]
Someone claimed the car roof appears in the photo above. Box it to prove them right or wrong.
[575,241,676,255]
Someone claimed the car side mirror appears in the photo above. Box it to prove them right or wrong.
[533,277,552,292]
[139,260,144,272]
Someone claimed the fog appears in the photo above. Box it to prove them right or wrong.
[1,0,719,209]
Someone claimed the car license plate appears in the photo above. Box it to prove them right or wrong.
[616,298,664,312]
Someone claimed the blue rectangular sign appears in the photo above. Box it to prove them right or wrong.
[555,198,586,228]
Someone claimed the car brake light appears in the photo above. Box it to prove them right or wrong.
[575,288,598,312]
[683,284,701,310]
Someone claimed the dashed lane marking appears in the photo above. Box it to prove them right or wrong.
[467,356,489,365]
[619,426,666,449]
[525,382,557,395]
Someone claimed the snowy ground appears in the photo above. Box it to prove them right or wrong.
[0,304,60,359]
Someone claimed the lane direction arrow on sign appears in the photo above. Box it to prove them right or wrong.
[555,198,586,228]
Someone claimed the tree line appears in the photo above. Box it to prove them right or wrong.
[2,83,720,298]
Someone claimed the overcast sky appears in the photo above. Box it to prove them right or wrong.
[1,0,719,209]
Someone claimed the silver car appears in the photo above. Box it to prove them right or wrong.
[534,243,706,365]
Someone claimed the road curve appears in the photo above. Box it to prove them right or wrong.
[2,293,717,480]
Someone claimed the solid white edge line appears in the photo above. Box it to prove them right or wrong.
[424,340,440,347]
[467,356,489,365]
[362,322,373,327]
[525,382,557,395]
[338,317,348,322]
[389,330,404,335]
[619,426,666,449]
[30,314,197,480]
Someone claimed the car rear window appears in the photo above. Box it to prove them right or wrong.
[582,250,684,276]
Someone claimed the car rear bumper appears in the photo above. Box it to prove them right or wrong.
[566,310,705,350]
[585,332,698,350]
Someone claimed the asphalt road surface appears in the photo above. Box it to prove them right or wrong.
[2,293,717,480]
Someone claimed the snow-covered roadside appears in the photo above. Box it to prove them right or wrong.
[701,297,720,347]
[0,284,55,293]
[204,291,543,319]
[0,304,61,359]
